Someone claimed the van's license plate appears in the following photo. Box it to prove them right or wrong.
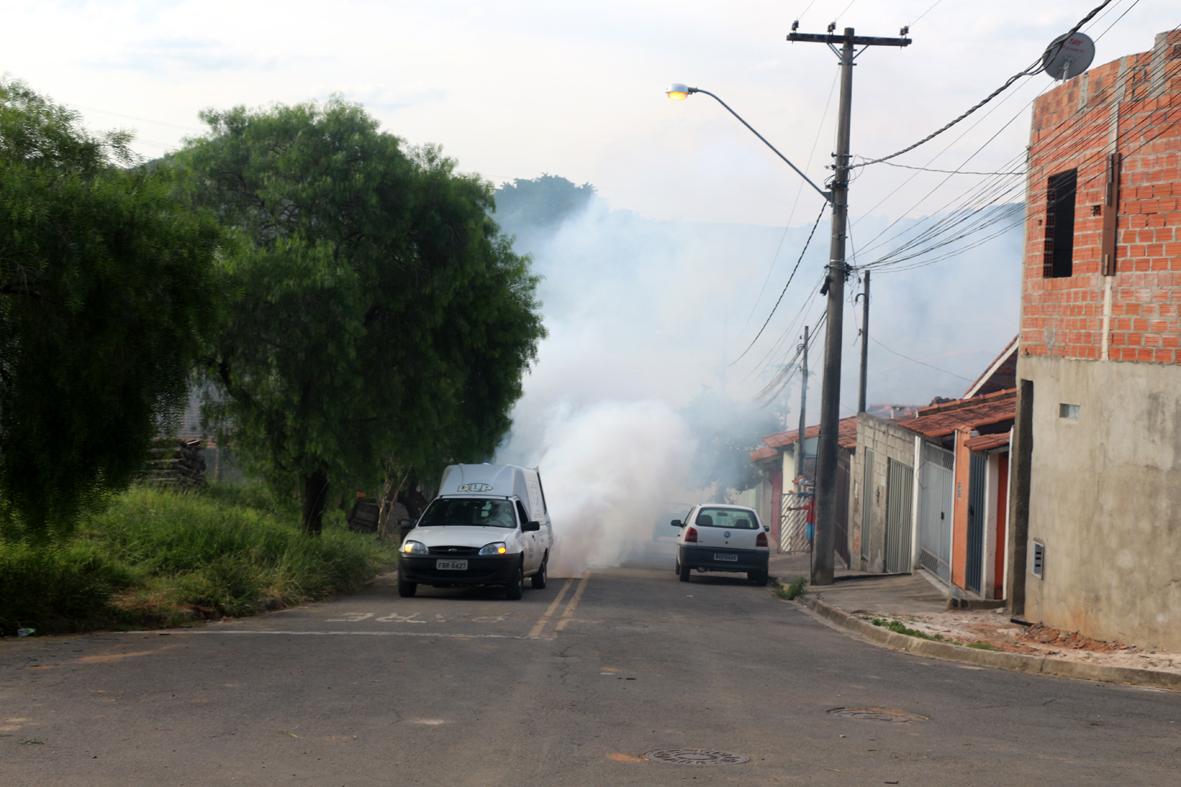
[714,553,739,562]
[436,559,468,571]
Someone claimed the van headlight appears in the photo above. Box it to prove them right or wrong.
[479,542,508,556]
[401,540,427,556]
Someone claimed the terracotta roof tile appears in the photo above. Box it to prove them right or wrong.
[753,416,859,461]
[900,388,1017,439]
[964,432,1011,452]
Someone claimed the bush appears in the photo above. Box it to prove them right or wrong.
[0,539,134,632]
[776,576,808,601]
[0,484,397,634]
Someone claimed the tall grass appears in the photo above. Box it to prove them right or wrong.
[0,483,397,633]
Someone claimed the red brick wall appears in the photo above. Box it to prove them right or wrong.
[1021,30,1181,365]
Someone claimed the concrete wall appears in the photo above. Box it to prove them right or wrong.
[849,414,918,573]
[1020,354,1181,649]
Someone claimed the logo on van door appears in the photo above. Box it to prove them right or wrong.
[458,483,494,493]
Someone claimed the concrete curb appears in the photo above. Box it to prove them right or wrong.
[789,587,1181,692]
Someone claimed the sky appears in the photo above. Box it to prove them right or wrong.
[3,0,1176,228]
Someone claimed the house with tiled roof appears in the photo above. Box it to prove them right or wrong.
[748,416,858,564]
[848,344,1016,597]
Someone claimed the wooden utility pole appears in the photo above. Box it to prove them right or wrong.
[858,270,870,413]
[787,26,911,584]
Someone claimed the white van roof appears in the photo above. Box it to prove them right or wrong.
[437,464,547,519]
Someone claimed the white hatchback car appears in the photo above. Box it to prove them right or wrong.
[672,504,770,586]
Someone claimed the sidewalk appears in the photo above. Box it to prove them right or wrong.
[770,558,1181,691]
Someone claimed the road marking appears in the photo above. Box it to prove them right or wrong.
[527,579,575,639]
[325,612,374,623]
[555,572,591,632]
[127,630,520,640]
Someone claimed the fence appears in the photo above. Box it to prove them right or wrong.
[779,488,814,554]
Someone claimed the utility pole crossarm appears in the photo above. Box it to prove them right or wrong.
[787,32,912,47]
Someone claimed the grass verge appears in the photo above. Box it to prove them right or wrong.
[775,576,808,601]
[871,617,947,642]
[0,483,397,634]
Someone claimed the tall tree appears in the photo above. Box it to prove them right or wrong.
[176,101,543,534]
[0,81,219,534]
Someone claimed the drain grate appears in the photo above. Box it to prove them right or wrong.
[827,706,928,723]
[643,749,750,766]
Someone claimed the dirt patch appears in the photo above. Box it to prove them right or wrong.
[853,609,1181,677]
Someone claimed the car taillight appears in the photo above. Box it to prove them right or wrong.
[684,526,698,543]
[756,531,768,548]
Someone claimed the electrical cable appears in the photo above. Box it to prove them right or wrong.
[870,336,973,381]
[742,70,839,329]
[729,201,828,366]
[853,0,1116,168]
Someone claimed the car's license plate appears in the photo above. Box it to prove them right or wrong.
[436,559,468,571]
[714,553,739,562]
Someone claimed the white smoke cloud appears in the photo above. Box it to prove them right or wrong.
[496,190,1022,576]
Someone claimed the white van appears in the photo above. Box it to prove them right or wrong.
[397,464,554,600]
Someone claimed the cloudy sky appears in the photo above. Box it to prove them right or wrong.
[3,0,1175,228]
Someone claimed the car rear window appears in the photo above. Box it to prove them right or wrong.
[695,508,758,529]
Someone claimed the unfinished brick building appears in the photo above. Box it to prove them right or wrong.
[1009,29,1181,649]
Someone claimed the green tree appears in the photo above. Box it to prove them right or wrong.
[493,174,595,236]
[176,100,543,534]
[0,81,220,535]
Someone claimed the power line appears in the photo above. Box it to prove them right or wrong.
[910,0,945,27]
[853,0,1116,168]
[870,336,973,381]
[862,160,1024,176]
[742,71,839,329]
[729,201,828,366]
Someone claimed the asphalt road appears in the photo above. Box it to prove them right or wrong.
[2,566,1179,785]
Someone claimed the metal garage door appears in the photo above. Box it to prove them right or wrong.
[918,443,954,582]
[884,458,914,573]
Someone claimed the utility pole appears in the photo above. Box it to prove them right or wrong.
[787,25,910,585]
[797,324,809,467]
[857,270,870,413]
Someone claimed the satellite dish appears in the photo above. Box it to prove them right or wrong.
[1042,32,1095,80]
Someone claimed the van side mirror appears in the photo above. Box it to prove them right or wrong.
[522,520,541,532]
[671,519,683,528]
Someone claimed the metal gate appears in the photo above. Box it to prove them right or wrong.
[884,458,914,573]
[918,443,954,582]
[965,452,987,593]
[779,489,813,553]
[860,448,874,564]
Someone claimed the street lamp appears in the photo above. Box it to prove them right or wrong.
[665,83,830,202]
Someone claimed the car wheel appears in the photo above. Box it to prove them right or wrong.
[679,561,691,583]
[749,570,768,587]
[531,555,548,589]
[398,578,417,598]
[505,561,524,600]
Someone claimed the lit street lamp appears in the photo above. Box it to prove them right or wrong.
[664,83,830,202]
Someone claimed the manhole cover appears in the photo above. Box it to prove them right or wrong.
[827,706,928,723]
[643,749,750,766]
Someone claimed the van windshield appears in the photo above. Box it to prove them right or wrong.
[419,498,517,529]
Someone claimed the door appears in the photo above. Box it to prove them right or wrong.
[884,459,915,573]
[516,500,538,572]
[965,452,987,593]
[918,443,954,582]
[860,448,874,565]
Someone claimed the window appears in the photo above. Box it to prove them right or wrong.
[1044,169,1077,278]
[419,498,517,529]
[1058,403,1080,421]
[694,507,759,529]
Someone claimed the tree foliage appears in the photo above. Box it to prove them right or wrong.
[0,80,220,534]
[493,174,595,235]
[176,100,544,533]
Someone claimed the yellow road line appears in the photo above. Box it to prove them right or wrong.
[527,579,574,640]
[555,572,591,632]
